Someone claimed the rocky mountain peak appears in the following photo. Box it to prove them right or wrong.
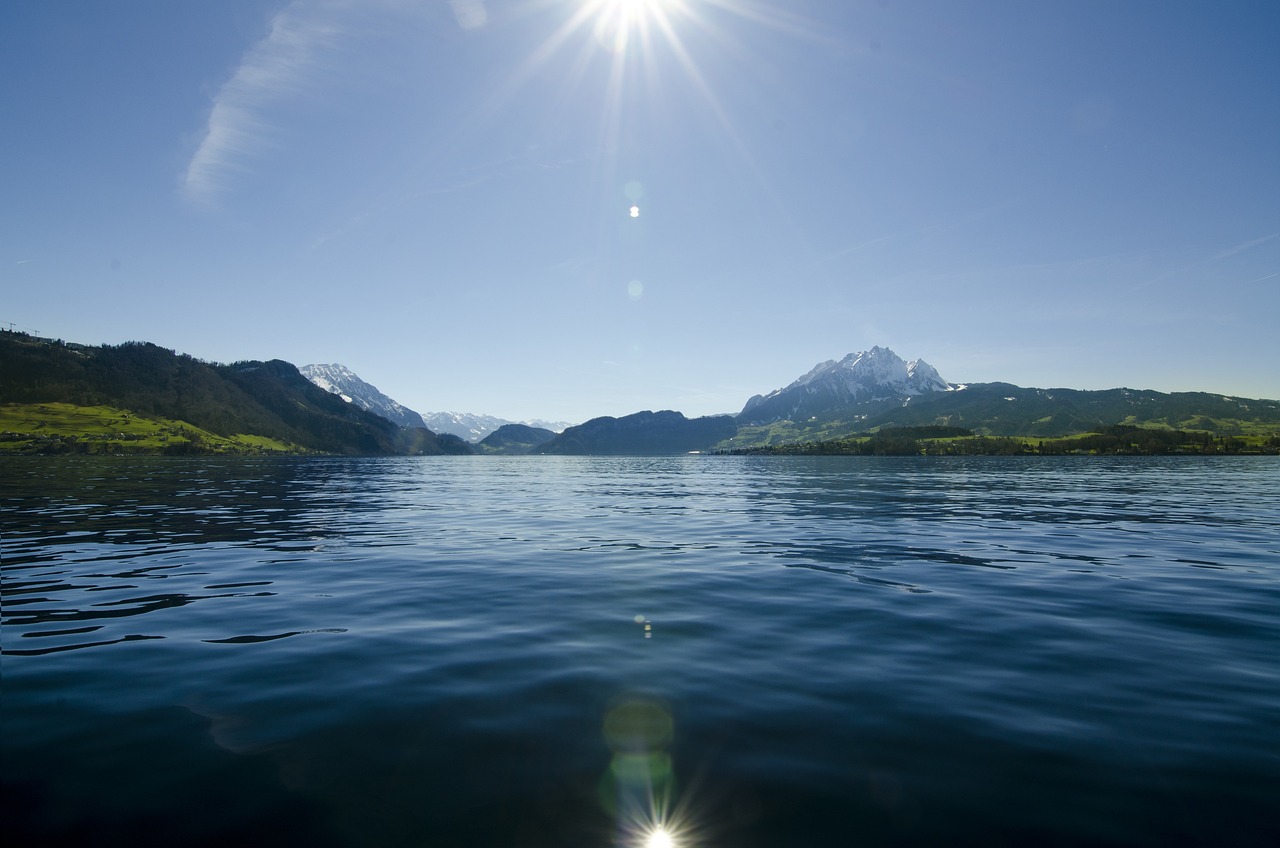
[739,346,954,424]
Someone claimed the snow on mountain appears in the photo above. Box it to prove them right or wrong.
[419,412,508,442]
[300,364,429,431]
[523,419,573,434]
[906,358,951,394]
[739,346,956,423]
[301,363,573,442]
[421,412,573,442]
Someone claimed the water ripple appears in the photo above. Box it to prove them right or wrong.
[3,455,1278,846]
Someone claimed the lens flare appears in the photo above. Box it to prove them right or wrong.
[645,826,676,848]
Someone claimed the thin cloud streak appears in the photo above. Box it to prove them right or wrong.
[182,1,344,204]
[1123,231,1280,297]
[1213,231,1278,261]
[821,235,894,262]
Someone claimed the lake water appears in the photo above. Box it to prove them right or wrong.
[3,455,1278,847]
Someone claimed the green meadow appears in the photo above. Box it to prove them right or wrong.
[0,403,302,455]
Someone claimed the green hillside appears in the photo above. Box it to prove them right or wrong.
[720,383,1280,451]
[723,424,1279,456]
[0,332,469,456]
[0,402,300,455]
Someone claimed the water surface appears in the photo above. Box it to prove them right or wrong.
[3,455,1278,846]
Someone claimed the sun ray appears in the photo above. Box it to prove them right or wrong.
[427,0,831,242]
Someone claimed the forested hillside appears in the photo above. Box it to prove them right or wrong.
[536,410,738,455]
[0,333,469,455]
[726,382,1280,450]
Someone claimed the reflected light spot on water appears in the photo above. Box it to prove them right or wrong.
[645,826,676,848]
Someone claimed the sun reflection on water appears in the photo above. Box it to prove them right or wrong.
[600,694,705,846]
[644,824,677,848]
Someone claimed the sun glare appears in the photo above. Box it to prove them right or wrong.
[497,0,813,151]
[476,0,813,229]
[644,826,677,848]
[592,0,675,23]
[589,0,678,53]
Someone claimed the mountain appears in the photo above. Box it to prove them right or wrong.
[535,410,738,455]
[739,346,954,425]
[298,364,571,442]
[300,363,428,430]
[0,333,471,456]
[6,330,1275,456]
[421,411,573,442]
[421,411,517,442]
[725,346,1280,448]
[848,382,1280,438]
[476,424,557,455]
[523,418,574,434]
[728,379,1280,448]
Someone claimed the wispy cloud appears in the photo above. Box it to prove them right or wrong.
[182,1,345,204]
[821,234,893,262]
[1123,231,1280,296]
[1212,231,1278,261]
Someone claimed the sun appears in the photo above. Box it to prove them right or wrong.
[483,0,813,199]
[590,0,679,20]
[586,0,683,54]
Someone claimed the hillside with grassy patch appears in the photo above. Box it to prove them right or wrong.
[0,333,470,456]
[718,383,1280,451]
[0,403,300,455]
[723,424,1279,456]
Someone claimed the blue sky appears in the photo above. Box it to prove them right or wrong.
[4,0,1278,423]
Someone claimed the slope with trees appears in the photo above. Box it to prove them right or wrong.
[0,333,469,456]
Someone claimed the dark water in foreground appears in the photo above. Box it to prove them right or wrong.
[3,455,1278,847]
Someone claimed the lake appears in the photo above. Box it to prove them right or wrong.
[3,455,1277,847]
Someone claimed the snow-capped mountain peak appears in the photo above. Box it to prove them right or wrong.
[300,363,429,431]
[906,358,950,394]
[740,346,955,424]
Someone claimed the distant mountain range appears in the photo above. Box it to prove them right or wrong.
[298,365,734,453]
[300,364,569,442]
[534,410,737,456]
[3,331,1277,456]
[419,411,571,443]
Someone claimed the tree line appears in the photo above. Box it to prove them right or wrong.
[723,425,1279,456]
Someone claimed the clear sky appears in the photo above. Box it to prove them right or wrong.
[4,0,1278,423]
